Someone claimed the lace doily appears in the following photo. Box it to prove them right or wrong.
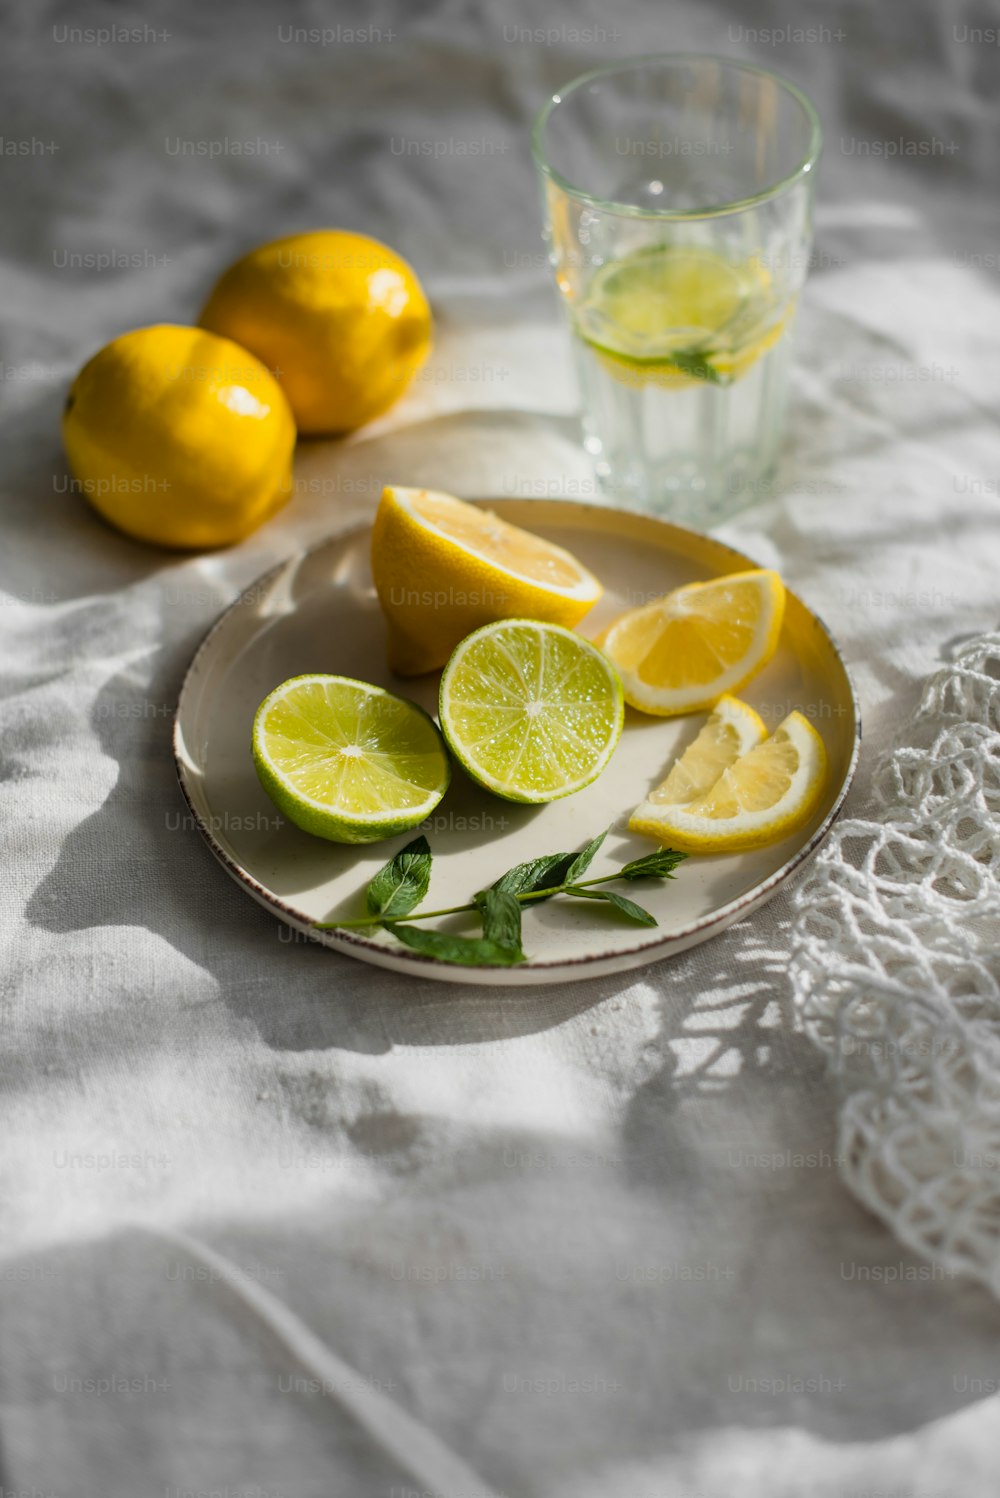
[789,632,1000,1294]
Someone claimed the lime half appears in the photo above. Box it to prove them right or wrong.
[252,675,450,844]
[438,620,624,804]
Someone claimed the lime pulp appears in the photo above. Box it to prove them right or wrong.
[252,674,450,844]
[438,620,624,804]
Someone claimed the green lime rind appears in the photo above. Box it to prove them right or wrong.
[438,619,624,805]
[581,335,729,385]
[252,673,451,845]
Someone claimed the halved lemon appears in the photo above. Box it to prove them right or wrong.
[631,710,827,852]
[371,486,603,676]
[629,695,767,835]
[438,620,623,803]
[601,569,785,716]
[252,675,450,844]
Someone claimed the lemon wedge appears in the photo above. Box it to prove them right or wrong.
[630,710,827,852]
[372,486,602,676]
[629,695,766,834]
[601,569,785,716]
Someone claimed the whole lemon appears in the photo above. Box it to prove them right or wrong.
[198,230,432,435]
[62,324,296,549]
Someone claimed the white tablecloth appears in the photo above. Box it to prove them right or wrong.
[3,2,1000,1494]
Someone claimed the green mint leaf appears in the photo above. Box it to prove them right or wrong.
[365,836,432,919]
[564,828,609,884]
[619,848,688,881]
[669,348,727,385]
[475,888,525,959]
[383,921,525,967]
[488,830,611,903]
[489,851,578,899]
[565,886,658,927]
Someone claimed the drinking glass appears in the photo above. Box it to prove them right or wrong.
[532,54,822,523]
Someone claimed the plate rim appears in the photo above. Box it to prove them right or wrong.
[172,498,862,984]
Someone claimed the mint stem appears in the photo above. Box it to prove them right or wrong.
[318,871,622,930]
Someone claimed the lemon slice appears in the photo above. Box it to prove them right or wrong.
[632,711,827,852]
[629,695,767,835]
[252,675,450,844]
[601,569,785,717]
[575,245,783,389]
[372,486,603,676]
[584,246,747,342]
[438,620,623,803]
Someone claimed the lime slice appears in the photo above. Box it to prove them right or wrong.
[438,620,624,804]
[252,675,450,844]
[575,245,781,386]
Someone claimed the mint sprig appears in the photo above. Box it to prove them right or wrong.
[384,922,524,967]
[668,347,729,385]
[475,887,526,961]
[318,831,687,968]
[618,849,689,881]
[365,835,431,919]
[563,886,657,927]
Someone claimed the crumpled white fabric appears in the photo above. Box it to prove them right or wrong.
[3,2,1000,1496]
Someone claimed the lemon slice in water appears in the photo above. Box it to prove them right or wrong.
[575,245,785,388]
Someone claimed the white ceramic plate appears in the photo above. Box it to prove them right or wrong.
[174,500,860,985]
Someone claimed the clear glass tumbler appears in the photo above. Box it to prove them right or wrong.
[532,54,822,524]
